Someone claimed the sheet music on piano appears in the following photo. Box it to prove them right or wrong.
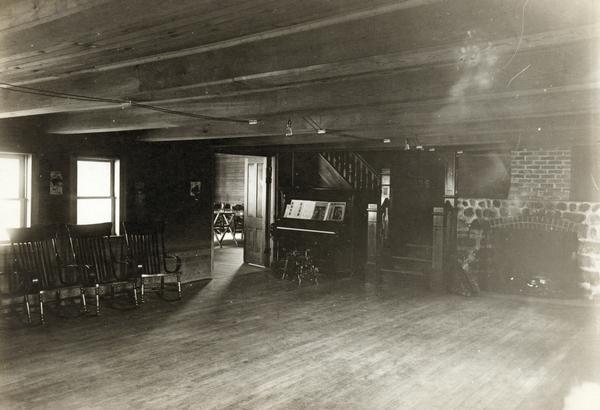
[325,202,346,222]
[283,200,346,221]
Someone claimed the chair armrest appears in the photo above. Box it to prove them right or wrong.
[116,258,139,280]
[62,263,97,286]
[164,254,181,273]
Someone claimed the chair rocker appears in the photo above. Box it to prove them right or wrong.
[8,225,94,325]
[66,223,139,309]
[122,221,182,303]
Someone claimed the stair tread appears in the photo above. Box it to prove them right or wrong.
[379,268,426,277]
[391,256,432,263]
[406,244,433,249]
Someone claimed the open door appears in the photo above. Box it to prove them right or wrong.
[244,156,268,266]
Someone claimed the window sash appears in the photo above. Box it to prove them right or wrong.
[0,154,26,200]
[76,159,119,233]
[0,153,31,241]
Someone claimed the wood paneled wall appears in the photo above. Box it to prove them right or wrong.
[214,153,245,206]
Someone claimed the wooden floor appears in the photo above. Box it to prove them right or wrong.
[213,244,265,277]
[1,267,599,409]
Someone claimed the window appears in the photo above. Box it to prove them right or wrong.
[0,153,31,241]
[380,168,391,205]
[76,159,120,233]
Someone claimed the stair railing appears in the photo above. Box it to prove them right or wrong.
[320,152,380,192]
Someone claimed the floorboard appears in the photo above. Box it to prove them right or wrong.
[1,265,599,409]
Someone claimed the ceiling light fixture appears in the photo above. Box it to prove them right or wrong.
[415,136,423,151]
[383,138,391,144]
[303,116,328,135]
[248,119,258,125]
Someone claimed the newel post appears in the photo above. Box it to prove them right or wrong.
[431,152,458,291]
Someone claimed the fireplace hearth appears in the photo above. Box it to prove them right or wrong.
[456,198,600,299]
[483,221,579,297]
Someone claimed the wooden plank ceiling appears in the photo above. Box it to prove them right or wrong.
[0,0,598,149]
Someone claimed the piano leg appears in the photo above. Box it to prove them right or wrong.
[282,256,289,280]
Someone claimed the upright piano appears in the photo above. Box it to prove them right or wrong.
[271,190,361,278]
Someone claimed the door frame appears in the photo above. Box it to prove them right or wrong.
[210,153,276,274]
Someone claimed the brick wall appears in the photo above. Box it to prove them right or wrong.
[508,147,571,201]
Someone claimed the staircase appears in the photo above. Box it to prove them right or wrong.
[319,152,379,193]
[379,243,433,280]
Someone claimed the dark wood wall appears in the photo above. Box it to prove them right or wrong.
[127,141,214,251]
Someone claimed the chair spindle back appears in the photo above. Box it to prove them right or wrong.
[66,223,118,283]
[122,222,166,275]
[8,225,61,290]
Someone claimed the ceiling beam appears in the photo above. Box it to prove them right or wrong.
[0,0,114,33]
[209,124,597,150]
[44,85,600,135]
[138,24,598,101]
[138,112,597,145]
[2,0,594,86]
[0,28,596,119]
[2,0,444,85]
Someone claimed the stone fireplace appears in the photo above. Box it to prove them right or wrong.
[450,146,600,298]
[486,215,579,296]
[455,199,600,298]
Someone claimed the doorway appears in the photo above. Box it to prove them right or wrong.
[389,151,445,258]
[212,153,272,277]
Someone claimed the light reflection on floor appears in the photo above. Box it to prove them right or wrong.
[203,244,267,309]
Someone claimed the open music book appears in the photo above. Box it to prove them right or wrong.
[283,200,346,221]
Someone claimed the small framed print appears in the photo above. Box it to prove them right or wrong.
[49,171,63,195]
[190,181,202,199]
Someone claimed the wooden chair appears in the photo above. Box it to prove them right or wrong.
[8,225,92,325]
[66,223,139,308]
[122,221,182,303]
[232,204,244,244]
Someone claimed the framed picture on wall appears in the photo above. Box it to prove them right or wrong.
[49,171,63,195]
[190,181,202,199]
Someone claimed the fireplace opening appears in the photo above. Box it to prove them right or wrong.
[482,224,580,297]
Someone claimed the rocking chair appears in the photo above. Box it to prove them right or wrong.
[66,223,139,308]
[8,225,94,324]
[122,221,182,303]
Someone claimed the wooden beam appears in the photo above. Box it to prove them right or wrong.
[2,0,594,87]
[0,32,596,119]
[139,123,320,142]
[139,24,598,100]
[2,0,444,85]
[43,83,600,134]
[208,123,597,151]
[0,0,113,33]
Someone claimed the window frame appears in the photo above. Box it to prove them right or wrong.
[0,152,32,241]
[75,157,120,235]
